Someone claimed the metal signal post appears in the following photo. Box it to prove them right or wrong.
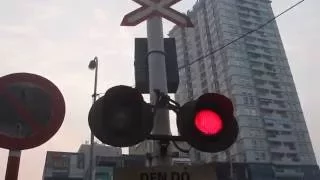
[5,150,21,180]
[147,16,172,166]
[121,0,193,166]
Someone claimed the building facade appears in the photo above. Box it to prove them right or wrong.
[169,0,318,179]
[43,144,143,180]
[43,151,85,180]
[78,143,122,180]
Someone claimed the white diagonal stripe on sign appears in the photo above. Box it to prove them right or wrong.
[136,0,157,7]
[158,0,177,6]
[157,8,188,24]
[127,8,154,23]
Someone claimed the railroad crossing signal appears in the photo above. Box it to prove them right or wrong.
[121,0,194,27]
[88,85,238,153]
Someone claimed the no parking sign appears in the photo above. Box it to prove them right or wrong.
[0,73,65,180]
[0,73,65,150]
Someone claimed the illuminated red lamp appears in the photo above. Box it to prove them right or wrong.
[177,93,239,153]
[195,110,223,136]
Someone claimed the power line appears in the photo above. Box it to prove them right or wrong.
[178,0,305,70]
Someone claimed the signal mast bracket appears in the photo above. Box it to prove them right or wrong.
[146,134,186,142]
[153,89,180,113]
[149,89,185,141]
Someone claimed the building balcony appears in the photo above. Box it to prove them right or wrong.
[270,146,297,153]
[272,158,302,166]
[257,93,286,101]
[255,82,270,89]
[265,125,291,132]
[239,15,262,25]
[247,10,261,17]
[241,22,259,31]
[251,66,280,74]
[260,103,278,110]
[245,39,271,49]
[253,74,267,80]
[260,103,288,111]
[253,74,281,82]
[270,94,286,100]
[246,33,279,43]
[261,114,289,121]
[247,48,272,56]
[274,168,304,178]
[251,65,265,71]
[249,56,275,64]
[238,3,260,11]
[256,83,283,91]
[268,135,295,142]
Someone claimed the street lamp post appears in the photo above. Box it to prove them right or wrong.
[88,56,98,180]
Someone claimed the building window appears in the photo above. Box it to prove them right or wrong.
[242,92,255,105]
[283,124,291,129]
[266,130,278,138]
[287,153,300,162]
[255,152,266,161]
[281,131,292,135]
[201,80,208,88]
[202,88,208,94]
[244,96,249,104]
[265,122,274,127]
[283,142,296,150]
[271,153,284,161]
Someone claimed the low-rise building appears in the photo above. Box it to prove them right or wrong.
[42,151,85,180]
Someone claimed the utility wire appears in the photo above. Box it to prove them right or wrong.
[178,0,305,70]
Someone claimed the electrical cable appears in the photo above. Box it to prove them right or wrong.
[178,0,305,70]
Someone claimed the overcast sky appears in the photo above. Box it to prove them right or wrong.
[0,0,319,179]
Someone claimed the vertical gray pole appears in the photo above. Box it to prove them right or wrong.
[228,150,234,180]
[147,16,172,166]
[89,57,98,180]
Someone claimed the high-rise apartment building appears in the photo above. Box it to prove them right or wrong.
[169,0,318,178]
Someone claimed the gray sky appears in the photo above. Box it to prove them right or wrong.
[0,0,319,179]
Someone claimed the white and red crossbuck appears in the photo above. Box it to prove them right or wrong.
[121,0,193,27]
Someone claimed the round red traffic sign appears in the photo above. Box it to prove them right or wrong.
[0,73,65,150]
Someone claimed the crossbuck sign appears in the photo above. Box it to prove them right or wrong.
[121,0,193,27]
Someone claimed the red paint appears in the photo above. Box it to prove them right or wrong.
[5,150,21,180]
[195,110,223,135]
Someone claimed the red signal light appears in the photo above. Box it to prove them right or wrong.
[195,110,223,135]
[177,93,239,152]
